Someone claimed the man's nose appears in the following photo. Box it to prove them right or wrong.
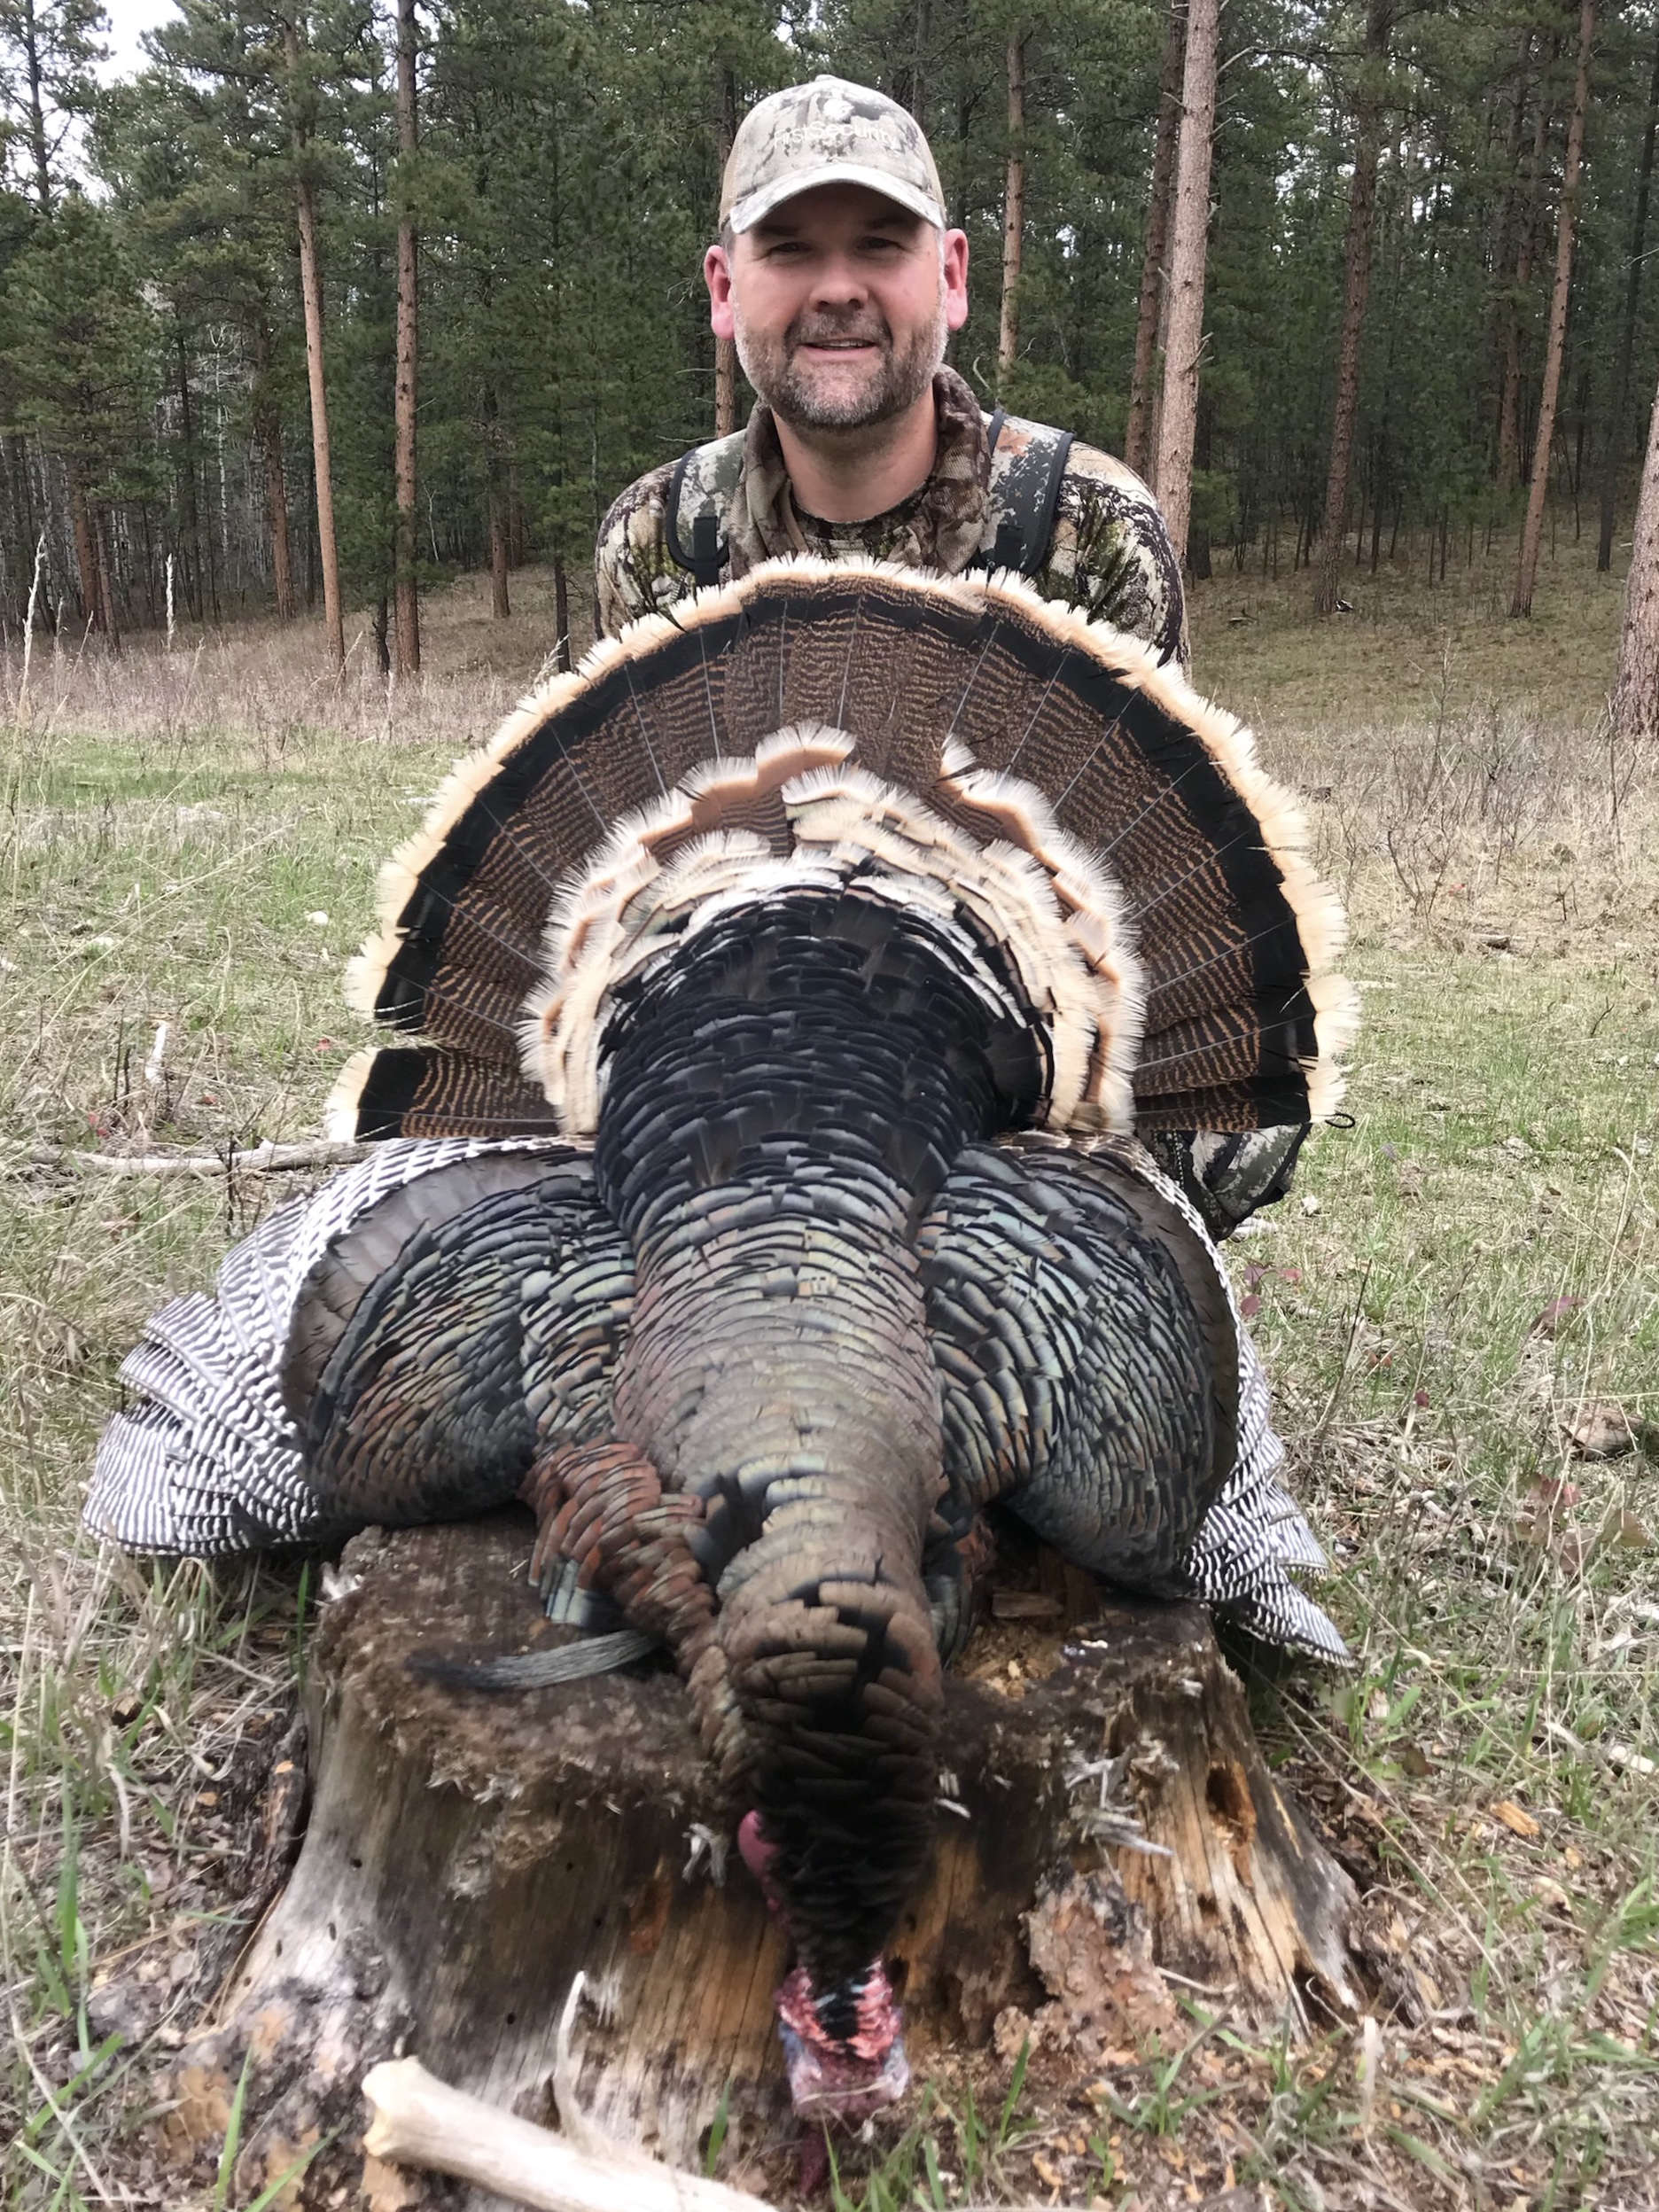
[806,252,871,308]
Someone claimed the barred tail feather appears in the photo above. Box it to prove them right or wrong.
[1180,1333,1350,1663]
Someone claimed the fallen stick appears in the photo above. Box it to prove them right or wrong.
[360,2055,780,2212]
[19,1139,365,1179]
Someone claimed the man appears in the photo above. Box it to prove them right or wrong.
[595,74,1186,668]
[594,75,1300,1240]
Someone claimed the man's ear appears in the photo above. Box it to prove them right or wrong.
[705,243,736,341]
[943,228,970,334]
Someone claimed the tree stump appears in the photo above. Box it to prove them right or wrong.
[156,1509,1362,2208]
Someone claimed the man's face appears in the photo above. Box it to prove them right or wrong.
[705,183,970,433]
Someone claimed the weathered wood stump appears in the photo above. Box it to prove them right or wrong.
[159,1509,1360,2208]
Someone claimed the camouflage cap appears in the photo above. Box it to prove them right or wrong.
[720,75,946,236]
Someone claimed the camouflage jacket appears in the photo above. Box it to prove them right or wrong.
[594,366,1188,667]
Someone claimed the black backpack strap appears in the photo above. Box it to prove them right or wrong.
[666,445,730,589]
[977,414,1076,579]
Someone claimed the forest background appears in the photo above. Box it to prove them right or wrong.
[2,0,1658,682]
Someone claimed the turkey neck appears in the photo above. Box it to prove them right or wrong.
[595,892,1039,2016]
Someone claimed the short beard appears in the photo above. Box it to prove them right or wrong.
[735,292,947,434]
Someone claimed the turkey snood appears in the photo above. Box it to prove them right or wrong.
[593,891,1040,2096]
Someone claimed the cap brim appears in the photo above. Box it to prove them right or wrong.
[728,164,945,235]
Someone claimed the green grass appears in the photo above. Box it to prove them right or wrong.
[1,563,1656,2208]
[1192,518,1630,729]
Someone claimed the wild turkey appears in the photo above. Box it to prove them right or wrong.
[88,556,1356,2122]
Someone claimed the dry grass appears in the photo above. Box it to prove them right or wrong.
[2,561,596,760]
[1191,521,1630,730]
[0,557,1655,2209]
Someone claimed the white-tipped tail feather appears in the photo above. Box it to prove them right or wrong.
[522,723,1145,1138]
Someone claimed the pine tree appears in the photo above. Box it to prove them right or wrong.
[282,4,345,669]
[1513,0,1595,619]
[1313,0,1392,617]
[997,31,1024,386]
[392,0,417,674]
[1612,366,1659,744]
[1153,0,1217,563]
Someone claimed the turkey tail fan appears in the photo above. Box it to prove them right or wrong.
[331,557,1356,1145]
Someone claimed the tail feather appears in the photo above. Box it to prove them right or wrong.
[1180,1333,1348,1661]
[331,558,1355,1146]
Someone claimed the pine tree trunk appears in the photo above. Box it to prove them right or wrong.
[911,0,931,120]
[1612,371,1659,744]
[1597,19,1659,572]
[262,421,296,621]
[997,36,1026,386]
[1513,0,1596,619]
[1125,0,1187,485]
[286,21,346,677]
[146,1515,1364,2209]
[489,498,510,620]
[554,554,572,670]
[20,0,51,215]
[393,0,420,677]
[1314,0,1391,617]
[1152,0,1219,565]
[253,317,296,621]
[1498,97,1551,497]
[67,466,98,628]
[94,506,120,650]
[714,346,737,439]
[715,70,738,437]
[175,333,206,621]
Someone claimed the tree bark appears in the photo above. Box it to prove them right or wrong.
[554,552,572,671]
[393,0,419,676]
[67,465,98,627]
[175,331,205,620]
[1498,95,1552,497]
[1152,0,1219,565]
[998,35,1026,386]
[147,1514,1362,2209]
[715,69,738,437]
[94,505,120,650]
[910,0,931,121]
[1597,18,1659,572]
[286,19,346,676]
[489,497,510,620]
[1125,0,1187,485]
[261,422,296,622]
[253,316,296,621]
[1314,0,1391,617]
[19,0,51,215]
[1612,370,1659,744]
[1513,0,1596,619]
